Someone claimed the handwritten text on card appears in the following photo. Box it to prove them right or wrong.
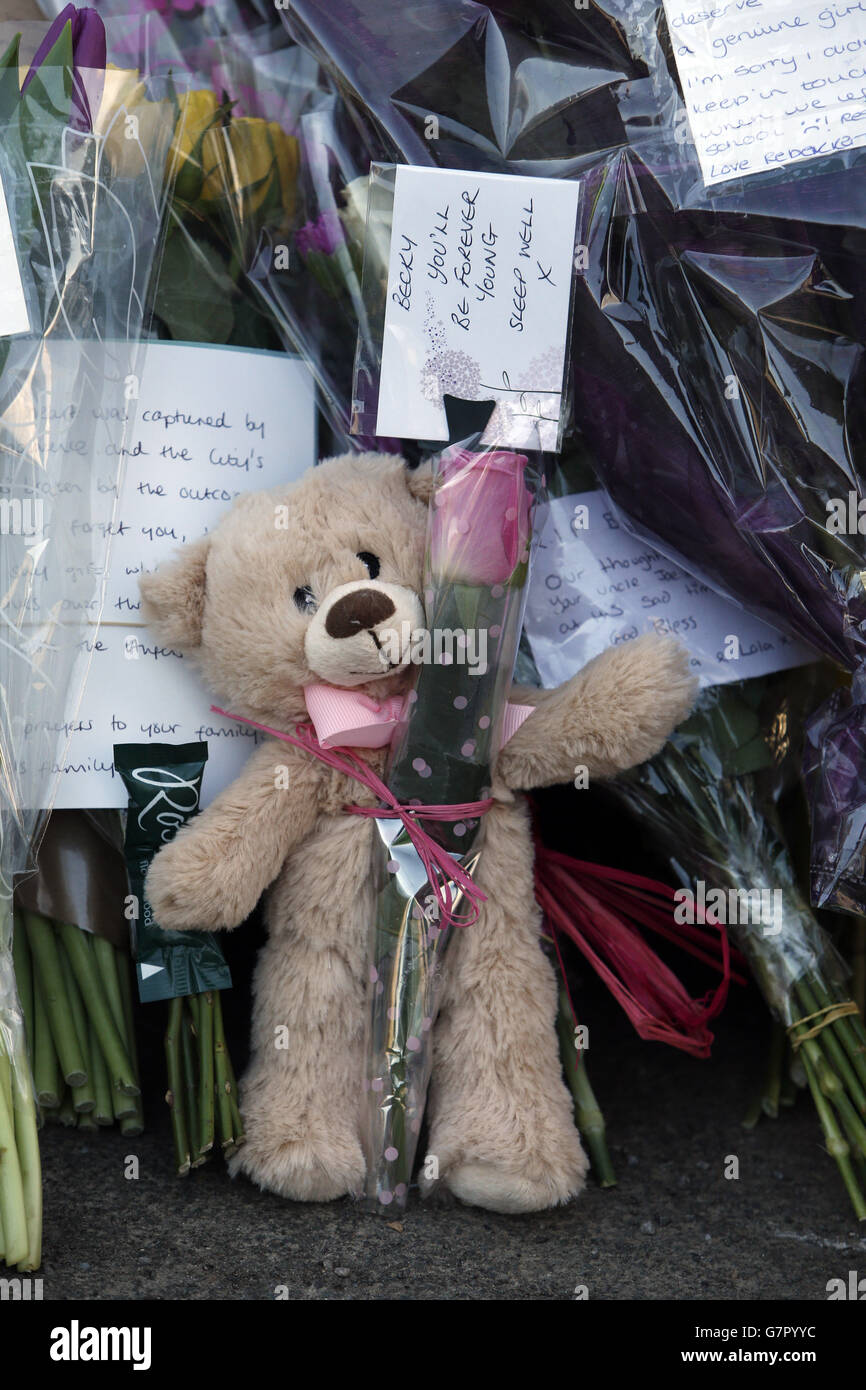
[375,167,580,451]
[50,342,316,809]
[525,493,815,688]
[664,0,866,183]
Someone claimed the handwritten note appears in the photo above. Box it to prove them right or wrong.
[375,166,580,451]
[665,0,866,184]
[49,342,316,809]
[524,492,815,687]
[0,168,30,337]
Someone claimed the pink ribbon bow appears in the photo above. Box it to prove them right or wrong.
[210,705,501,927]
[303,682,533,751]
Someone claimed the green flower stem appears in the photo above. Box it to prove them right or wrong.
[10,1057,41,1270]
[56,937,95,1114]
[800,1050,866,1221]
[181,1002,203,1167]
[11,913,34,1054]
[56,1091,77,1127]
[795,978,866,1110]
[24,913,86,1087]
[116,945,144,1135]
[780,1057,798,1108]
[92,937,126,1039]
[88,1019,114,1127]
[792,1025,866,1160]
[110,1086,139,1122]
[742,1019,785,1127]
[77,1113,98,1132]
[803,974,866,1098]
[57,922,138,1097]
[221,1033,244,1143]
[0,1053,28,1267]
[741,1091,764,1130]
[31,969,61,1108]
[164,998,190,1176]
[556,988,616,1188]
[197,992,215,1160]
[763,1021,786,1119]
[213,992,234,1154]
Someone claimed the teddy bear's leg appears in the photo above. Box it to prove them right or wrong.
[228,824,371,1202]
[423,795,587,1214]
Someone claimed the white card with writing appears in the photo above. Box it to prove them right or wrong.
[665,0,866,184]
[525,492,815,688]
[50,341,316,809]
[375,166,580,452]
[0,173,30,338]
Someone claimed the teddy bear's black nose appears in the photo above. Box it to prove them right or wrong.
[325,587,396,639]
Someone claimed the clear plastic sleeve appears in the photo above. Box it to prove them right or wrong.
[0,47,180,1267]
[362,426,544,1207]
[608,671,851,1024]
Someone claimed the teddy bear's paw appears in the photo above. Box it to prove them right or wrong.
[228,1126,366,1203]
[145,837,251,932]
[596,632,698,768]
[443,1147,588,1215]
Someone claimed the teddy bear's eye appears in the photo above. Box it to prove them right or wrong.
[357,551,380,579]
[293,585,317,615]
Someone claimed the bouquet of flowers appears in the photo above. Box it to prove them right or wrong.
[0,5,180,1268]
[607,671,866,1217]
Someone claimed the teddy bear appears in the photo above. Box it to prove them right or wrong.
[140,450,696,1214]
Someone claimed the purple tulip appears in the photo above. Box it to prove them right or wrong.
[22,5,106,132]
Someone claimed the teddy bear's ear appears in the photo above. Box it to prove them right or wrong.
[139,535,211,649]
[405,461,435,504]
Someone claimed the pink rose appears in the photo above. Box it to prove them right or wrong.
[430,448,532,586]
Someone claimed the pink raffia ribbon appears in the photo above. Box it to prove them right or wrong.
[210,705,493,927]
[534,844,748,1058]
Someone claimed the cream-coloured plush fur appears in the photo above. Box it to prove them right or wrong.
[140,452,696,1213]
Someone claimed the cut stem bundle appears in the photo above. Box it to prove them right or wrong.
[14,911,142,1136]
[0,899,42,1271]
[163,990,244,1176]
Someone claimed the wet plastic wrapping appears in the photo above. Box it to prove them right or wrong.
[0,55,178,1266]
[70,0,382,448]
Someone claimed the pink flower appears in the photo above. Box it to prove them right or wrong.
[430,447,532,586]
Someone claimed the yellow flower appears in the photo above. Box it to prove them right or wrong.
[96,66,177,180]
[200,115,298,227]
[171,88,224,203]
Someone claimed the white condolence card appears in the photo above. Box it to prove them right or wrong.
[50,341,317,809]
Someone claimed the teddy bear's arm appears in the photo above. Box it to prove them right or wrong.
[144,738,324,932]
[497,632,697,792]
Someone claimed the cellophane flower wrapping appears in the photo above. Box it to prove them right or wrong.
[362,436,545,1208]
[277,0,866,906]
[0,52,179,1265]
[79,0,382,448]
[607,671,850,1026]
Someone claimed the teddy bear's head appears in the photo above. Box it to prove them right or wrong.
[140,452,433,728]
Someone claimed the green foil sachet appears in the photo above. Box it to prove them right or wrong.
[114,742,232,1003]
